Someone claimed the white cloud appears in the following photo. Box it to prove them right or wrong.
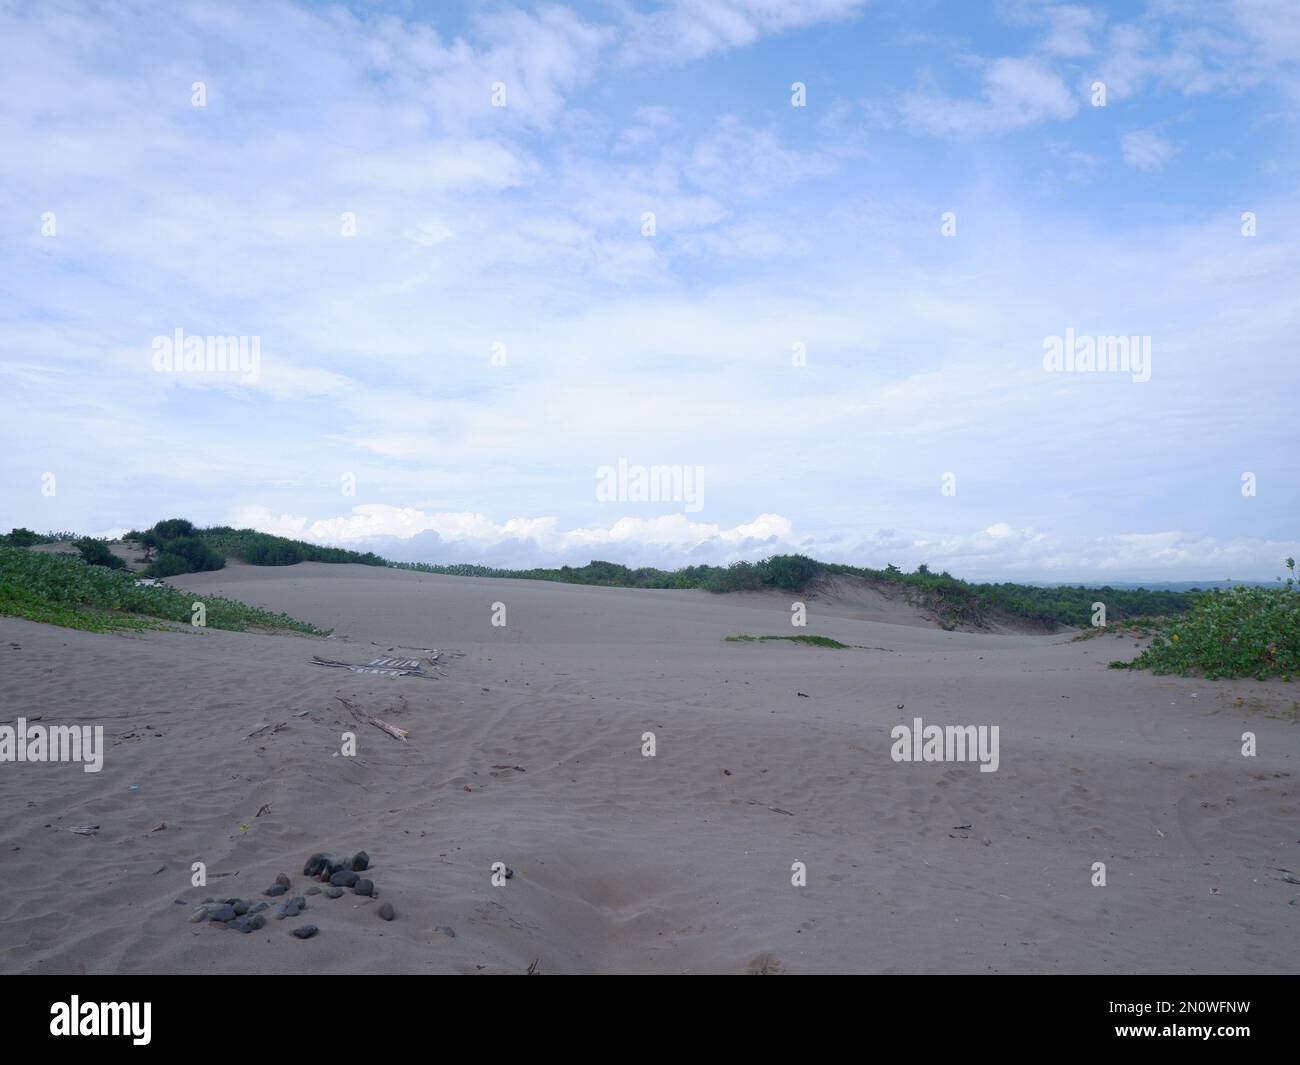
[622,0,869,64]
[224,503,1299,580]
[1121,130,1179,171]
[901,57,1079,136]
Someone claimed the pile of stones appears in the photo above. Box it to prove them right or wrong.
[185,849,394,937]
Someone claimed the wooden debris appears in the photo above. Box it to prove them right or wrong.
[337,696,409,743]
[311,654,442,679]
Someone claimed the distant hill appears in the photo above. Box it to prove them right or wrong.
[6,522,1211,631]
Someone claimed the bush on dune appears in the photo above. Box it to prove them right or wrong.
[1110,558,1299,680]
[0,546,325,634]
[148,535,225,577]
[74,537,126,570]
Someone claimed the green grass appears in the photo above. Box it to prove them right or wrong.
[0,546,328,635]
[1109,558,1299,680]
[725,634,851,648]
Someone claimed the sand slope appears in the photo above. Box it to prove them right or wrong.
[1,563,1296,974]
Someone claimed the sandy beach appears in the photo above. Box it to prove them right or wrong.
[1,562,1295,974]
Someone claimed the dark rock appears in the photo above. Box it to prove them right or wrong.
[324,854,353,875]
[329,870,360,888]
[352,850,370,872]
[306,886,321,895]
[230,913,266,933]
[504,867,515,879]
[265,884,288,897]
[303,853,326,877]
[377,902,395,921]
[434,925,456,938]
[324,886,344,899]
[353,879,374,897]
[291,924,319,939]
[205,903,237,923]
[273,899,302,919]
[232,900,250,916]
[274,872,291,889]
[250,901,269,914]
[174,898,187,905]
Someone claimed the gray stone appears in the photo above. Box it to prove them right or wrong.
[250,901,269,914]
[189,906,210,923]
[353,879,374,897]
[265,884,288,897]
[306,886,321,896]
[329,870,360,888]
[275,872,291,889]
[325,886,344,899]
[205,903,237,923]
[377,902,395,921]
[291,924,319,939]
[352,850,370,872]
[230,913,266,933]
[303,853,326,877]
[434,925,456,938]
[232,900,250,916]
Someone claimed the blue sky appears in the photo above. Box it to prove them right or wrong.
[1,0,1297,580]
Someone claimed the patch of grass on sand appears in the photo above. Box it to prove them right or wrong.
[725,634,851,649]
[1109,558,1299,680]
[0,546,328,635]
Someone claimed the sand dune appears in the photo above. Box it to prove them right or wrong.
[1,562,1296,974]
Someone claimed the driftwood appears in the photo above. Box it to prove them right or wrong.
[337,696,409,743]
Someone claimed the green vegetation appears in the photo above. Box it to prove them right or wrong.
[0,528,77,547]
[1110,558,1299,680]
[0,546,327,635]
[126,519,225,577]
[726,634,851,648]
[394,554,1195,630]
[122,521,386,573]
[74,537,126,570]
[199,527,386,568]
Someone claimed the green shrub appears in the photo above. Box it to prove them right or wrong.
[1110,559,1299,680]
[148,536,225,577]
[74,538,126,570]
[2,527,47,547]
[153,518,197,540]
